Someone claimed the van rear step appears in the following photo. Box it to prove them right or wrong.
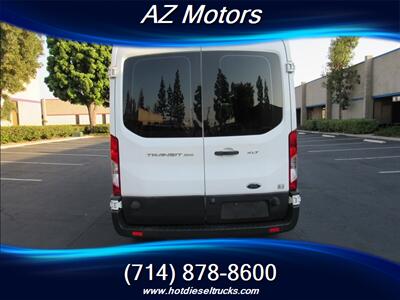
[116,192,291,226]
[111,203,299,239]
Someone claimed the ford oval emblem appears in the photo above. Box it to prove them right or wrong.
[247,183,261,189]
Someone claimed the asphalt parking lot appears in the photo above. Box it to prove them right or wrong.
[1,133,399,262]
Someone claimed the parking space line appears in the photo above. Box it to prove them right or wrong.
[378,170,400,174]
[1,161,84,166]
[300,142,365,147]
[29,145,109,149]
[26,147,109,153]
[1,177,42,182]
[322,134,336,138]
[308,146,400,153]
[300,137,361,143]
[1,151,108,157]
[45,143,108,147]
[335,155,400,161]
[363,139,386,144]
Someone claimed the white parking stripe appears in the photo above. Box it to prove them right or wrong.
[335,155,400,161]
[300,137,361,143]
[378,171,400,174]
[1,151,107,157]
[27,146,108,151]
[1,161,84,166]
[1,177,42,182]
[322,134,336,138]
[47,143,108,147]
[300,142,365,147]
[308,146,400,153]
[29,145,109,150]
[363,139,386,144]
[0,136,100,149]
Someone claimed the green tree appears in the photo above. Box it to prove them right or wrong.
[166,84,173,120]
[124,91,136,122]
[193,85,202,123]
[213,69,232,126]
[325,37,360,119]
[154,77,167,118]
[0,98,16,121]
[0,22,42,119]
[138,89,145,109]
[263,80,270,105]
[45,38,111,126]
[256,76,264,104]
[168,70,185,125]
[231,82,254,124]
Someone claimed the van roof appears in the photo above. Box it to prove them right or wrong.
[111,40,289,65]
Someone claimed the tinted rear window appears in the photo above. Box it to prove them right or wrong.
[202,51,283,136]
[122,51,283,138]
[123,53,201,137]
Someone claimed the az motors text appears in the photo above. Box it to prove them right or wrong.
[140,5,263,24]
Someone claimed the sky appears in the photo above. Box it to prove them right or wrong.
[36,37,399,99]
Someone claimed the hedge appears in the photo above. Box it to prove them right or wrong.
[374,126,400,137]
[301,119,379,134]
[1,125,109,144]
[83,124,109,134]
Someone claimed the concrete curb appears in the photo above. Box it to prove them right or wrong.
[299,130,400,142]
[0,135,100,150]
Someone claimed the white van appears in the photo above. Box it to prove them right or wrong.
[109,41,301,238]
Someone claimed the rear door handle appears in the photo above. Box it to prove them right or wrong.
[214,149,239,156]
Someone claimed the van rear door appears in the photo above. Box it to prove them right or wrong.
[201,44,292,224]
[116,49,205,225]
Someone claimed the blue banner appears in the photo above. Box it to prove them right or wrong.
[1,1,400,299]
[1,0,399,46]
[1,239,399,299]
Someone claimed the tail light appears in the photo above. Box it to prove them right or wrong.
[289,130,298,191]
[132,231,143,237]
[110,135,121,196]
[268,227,281,233]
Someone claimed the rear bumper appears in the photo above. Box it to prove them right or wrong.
[111,194,300,239]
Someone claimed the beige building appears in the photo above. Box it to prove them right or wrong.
[1,97,42,126]
[1,98,109,126]
[43,99,109,125]
[1,68,110,126]
[1,69,43,126]
[296,48,400,125]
